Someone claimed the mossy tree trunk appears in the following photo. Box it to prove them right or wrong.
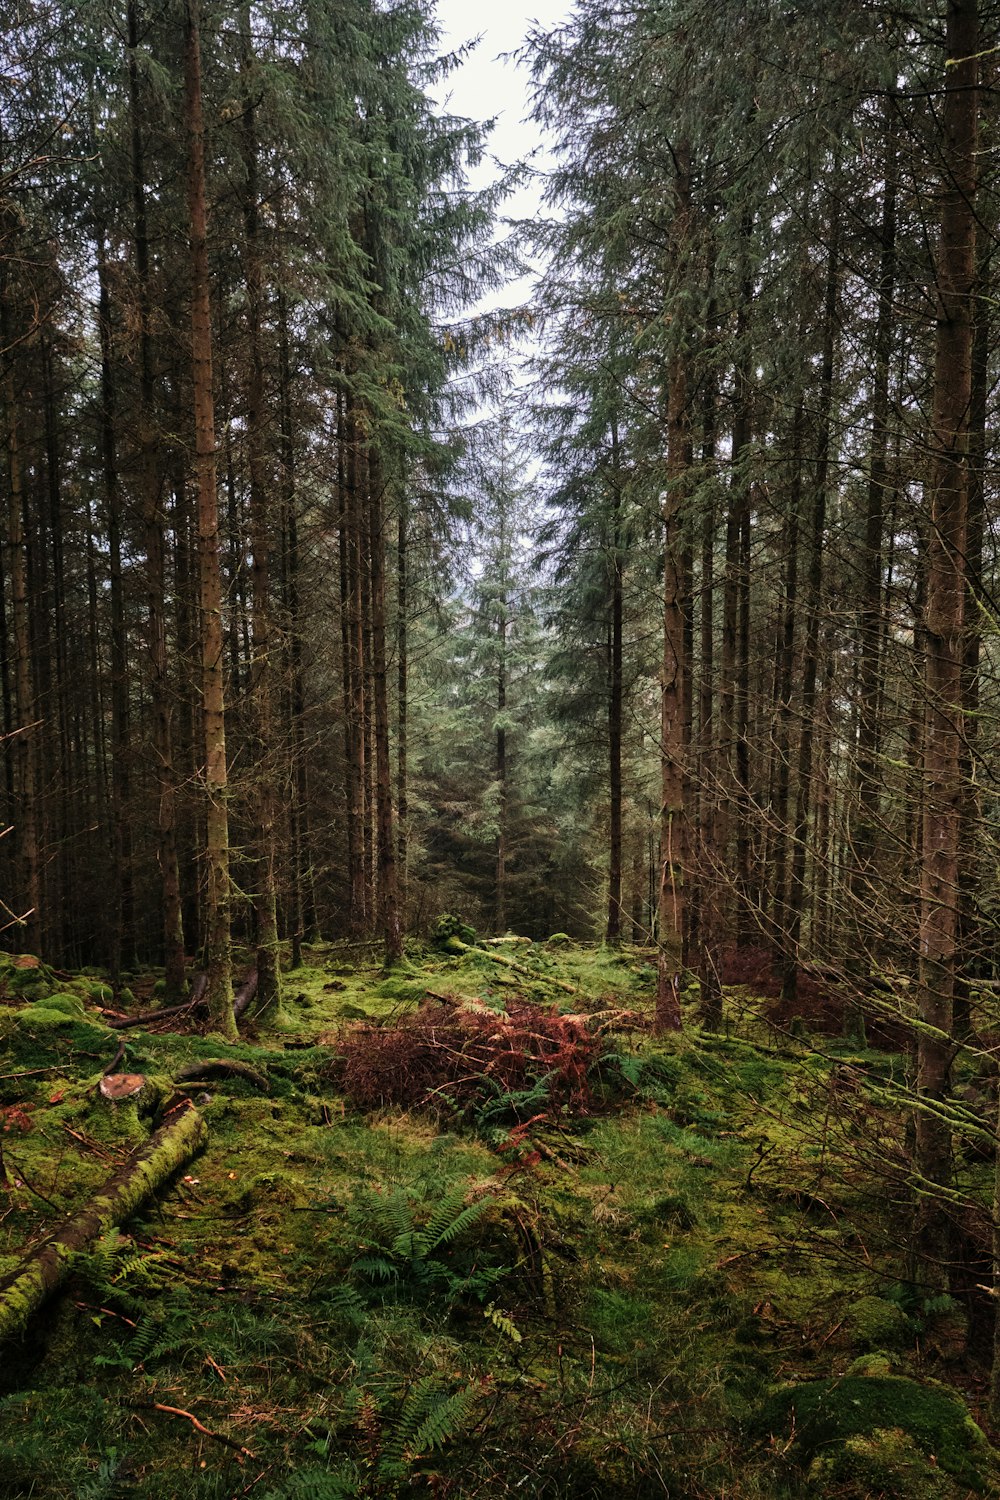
[655,144,691,1034]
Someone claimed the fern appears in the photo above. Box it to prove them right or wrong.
[484,1300,522,1343]
[380,1376,478,1468]
[409,1385,477,1457]
[347,1180,512,1312]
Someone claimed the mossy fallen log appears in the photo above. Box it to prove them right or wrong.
[444,937,578,994]
[174,1059,269,1092]
[0,1100,207,1342]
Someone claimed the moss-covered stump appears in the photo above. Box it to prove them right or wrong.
[757,1375,996,1493]
[96,1072,161,1140]
[0,1101,207,1343]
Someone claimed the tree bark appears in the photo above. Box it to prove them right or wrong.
[916,0,977,1290]
[240,12,281,1013]
[128,0,185,1000]
[606,418,624,945]
[368,445,402,965]
[655,145,691,1033]
[185,0,234,1038]
[1,329,40,956]
[781,211,839,1007]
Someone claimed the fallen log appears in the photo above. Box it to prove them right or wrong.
[174,1059,269,1093]
[0,1100,207,1342]
[106,974,208,1031]
[445,937,578,994]
[106,968,257,1032]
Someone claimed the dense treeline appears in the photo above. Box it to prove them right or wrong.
[0,0,509,1011]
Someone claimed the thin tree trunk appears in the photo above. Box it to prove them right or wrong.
[918,0,977,1294]
[96,236,135,985]
[240,12,281,1013]
[781,214,839,1006]
[367,446,402,965]
[128,0,185,999]
[2,346,40,954]
[185,0,234,1037]
[655,145,691,1032]
[397,494,409,920]
[846,108,896,1036]
[606,419,624,945]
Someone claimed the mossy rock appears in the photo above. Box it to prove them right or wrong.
[756,1376,995,1491]
[16,980,52,1003]
[0,954,55,995]
[32,991,86,1019]
[547,932,573,947]
[807,1427,957,1498]
[847,1353,896,1378]
[88,981,114,1004]
[845,1294,914,1352]
[19,1005,78,1029]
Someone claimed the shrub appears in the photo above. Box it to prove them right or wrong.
[330,1001,605,1130]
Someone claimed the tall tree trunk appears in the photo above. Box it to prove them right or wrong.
[846,108,896,1036]
[128,0,185,998]
[344,396,367,935]
[916,0,977,1289]
[185,0,234,1037]
[277,283,306,967]
[655,146,691,1032]
[240,12,281,1012]
[367,446,402,965]
[397,494,409,920]
[606,419,624,945]
[2,344,40,953]
[781,213,839,1006]
[96,237,135,985]
[697,373,723,1024]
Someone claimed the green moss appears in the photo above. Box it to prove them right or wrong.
[807,1427,957,1498]
[33,992,86,1019]
[757,1376,995,1491]
[374,976,427,1004]
[845,1294,914,1352]
[18,1006,76,1029]
[847,1353,896,1377]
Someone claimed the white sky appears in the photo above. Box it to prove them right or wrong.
[431,0,574,308]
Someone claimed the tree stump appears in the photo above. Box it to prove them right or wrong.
[96,1073,160,1139]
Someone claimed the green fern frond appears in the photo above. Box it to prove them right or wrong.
[484,1301,522,1343]
[407,1386,477,1457]
[385,1375,443,1462]
[422,1185,475,1246]
[428,1196,492,1251]
[353,1255,399,1283]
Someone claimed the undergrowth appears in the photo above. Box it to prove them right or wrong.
[0,939,996,1497]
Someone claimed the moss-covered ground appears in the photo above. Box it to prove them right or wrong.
[0,938,997,1498]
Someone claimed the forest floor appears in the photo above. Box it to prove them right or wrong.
[0,936,998,1498]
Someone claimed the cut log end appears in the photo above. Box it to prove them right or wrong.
[99,1073,147,1103]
